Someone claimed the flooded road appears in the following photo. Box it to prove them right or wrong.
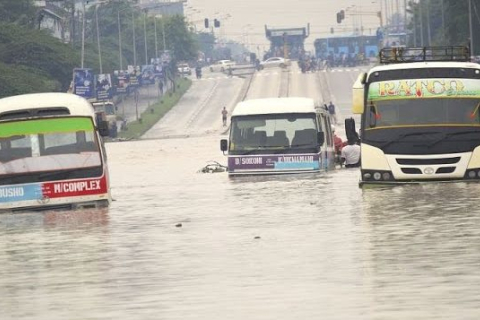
[2,68,480,319]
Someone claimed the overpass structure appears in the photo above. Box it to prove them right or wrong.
[265,24,310,60]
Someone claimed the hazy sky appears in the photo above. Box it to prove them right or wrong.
[185,0,399,52]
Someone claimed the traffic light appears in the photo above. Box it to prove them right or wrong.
[214,19,220,28]
[330,27,334,34]
[336,10,345,24]
[204,18,209,28]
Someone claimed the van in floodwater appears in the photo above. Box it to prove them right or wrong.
[0,93,111,212]
[220,97,336,175]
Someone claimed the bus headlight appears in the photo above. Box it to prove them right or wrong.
[464,169,480,180]
[361,170,395,182]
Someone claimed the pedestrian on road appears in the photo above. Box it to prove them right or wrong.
[328,101,338,124]
[222,107,228,127]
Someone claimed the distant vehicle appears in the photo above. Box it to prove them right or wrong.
[220,97,335,175]
[259,57,289,69]
[177,63,192,76]
[0,92,111,212]
[349,46,480,186]
[209,60,236,73]
[92,101,117,137]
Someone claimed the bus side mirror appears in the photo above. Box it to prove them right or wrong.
[220,139,228,152]
[352,73,366,114]
[317,132,325,146]
[98,120,110,137]
[345,118,358,142]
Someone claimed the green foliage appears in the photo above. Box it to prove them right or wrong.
[0,23,80,98]
[0,0,36,27]
[0,62,60,98]
[0,0,199,98]
[408,0,480,54]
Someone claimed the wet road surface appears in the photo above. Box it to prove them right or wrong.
[1,67,480,319]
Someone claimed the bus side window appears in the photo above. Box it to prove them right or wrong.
[325,116,333,147]
[319,115,332,147]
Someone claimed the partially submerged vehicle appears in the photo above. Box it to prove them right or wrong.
[348,46,480,186]
[91,100,117,137]
[221,97,335,175]
[0,93,111,212]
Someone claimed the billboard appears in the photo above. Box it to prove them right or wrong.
[113,70,130,94]
[73,68,94,98]
[95,74,113,100]
[128,65,141,87]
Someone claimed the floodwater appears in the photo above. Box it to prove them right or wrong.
[2,135,480,319]
[2,66,480,319]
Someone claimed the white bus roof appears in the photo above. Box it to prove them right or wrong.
[368,61,480,75]
[0,93,95,117]
[232,97,319,117]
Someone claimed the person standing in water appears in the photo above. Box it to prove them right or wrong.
[222,107,228,126]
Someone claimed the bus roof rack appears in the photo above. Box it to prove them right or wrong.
[379,46,471,64]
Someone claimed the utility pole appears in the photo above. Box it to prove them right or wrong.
[81,0,85,68]
[441,0,445,42]
[143,10,148,65]
[426,0,432,46]
[469,0,474,55]
[95,4,103,73]
[154,17,158,59]
[132,10,137,66]
[419,0,424,47]
[118,11,123,70]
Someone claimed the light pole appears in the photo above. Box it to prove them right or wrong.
[154,17,158,59]
[419,0,424,47]
[469,0,474,56]
[132,10,137,66]
[118,10,123,70]
[143,10,148,65]
[95,3,103,73]
[81,0,86,68]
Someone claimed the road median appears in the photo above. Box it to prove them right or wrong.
[117,78,192,140]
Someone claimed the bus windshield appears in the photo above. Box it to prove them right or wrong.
[0,117,101,176]
[229,113,319,155]
[366,97,480,129]
[366,78,480,129]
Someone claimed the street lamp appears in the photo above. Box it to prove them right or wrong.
[81,0,86,68]
[469,0,474,56]
[95,3,103,73]
[143,10,148,65]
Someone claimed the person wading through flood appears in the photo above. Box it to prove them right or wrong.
[222,107,228,127]
[328,101,338,125]
[340,138,361,168]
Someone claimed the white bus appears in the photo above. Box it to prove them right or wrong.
[348,46,480,186]
[220,97,335,175]
[0,93,111,211]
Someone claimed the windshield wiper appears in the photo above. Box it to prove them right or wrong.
[426,129,480,148]
[378,131,443,149]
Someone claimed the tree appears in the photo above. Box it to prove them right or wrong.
[0,0,36,27]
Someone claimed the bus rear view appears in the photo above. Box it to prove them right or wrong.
[221,98,335,175]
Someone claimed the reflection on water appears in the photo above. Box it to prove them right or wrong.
[1,136,480,319]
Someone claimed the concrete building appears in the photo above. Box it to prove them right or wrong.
[34,0,70,42]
